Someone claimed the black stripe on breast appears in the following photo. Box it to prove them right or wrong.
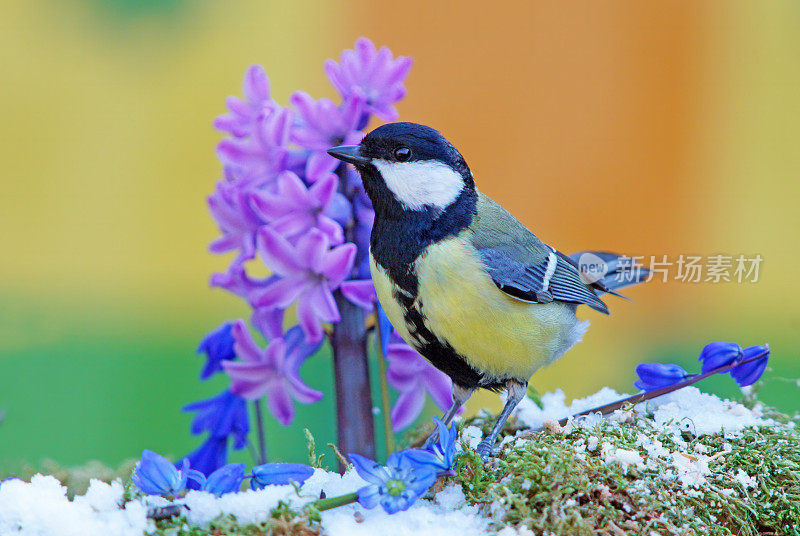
[394,289,504,392]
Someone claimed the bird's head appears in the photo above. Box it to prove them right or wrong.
[328,122,474,214]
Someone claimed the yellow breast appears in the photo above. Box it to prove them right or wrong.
[370,234,589,382]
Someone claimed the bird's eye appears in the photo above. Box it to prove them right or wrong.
[394,147,412,162]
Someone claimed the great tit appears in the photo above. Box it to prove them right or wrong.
[328,122,648,457]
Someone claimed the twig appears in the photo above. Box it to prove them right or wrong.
[146,504,184,521]
[556,347,770,427]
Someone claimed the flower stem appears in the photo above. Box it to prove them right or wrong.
[375,318,396,455]
[557,347,770,426]
[310,492,359,512]
[253,399,268,464]
[330,163,376,465]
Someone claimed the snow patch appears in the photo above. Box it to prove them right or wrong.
[601,442,643,472]
[0,475,151,536]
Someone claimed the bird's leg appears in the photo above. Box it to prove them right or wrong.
[424,383,475,448]
[475,379,527,459]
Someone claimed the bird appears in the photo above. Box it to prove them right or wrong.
[327,122,648,458]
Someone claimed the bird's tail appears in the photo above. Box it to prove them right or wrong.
[569,251,651,296]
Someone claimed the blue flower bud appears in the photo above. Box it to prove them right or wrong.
[250,462,314,490]
[202,463,246,496]
[634,363,689,391]
[698,342,742,373]
[133,450,190,496]
[730,344,770,387]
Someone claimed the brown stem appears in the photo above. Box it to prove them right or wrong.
[329,162,376,468]
[331,292,376,467]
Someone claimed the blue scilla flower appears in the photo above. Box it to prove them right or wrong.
[250,462,315,490]
[405,417,457,474]
[731,344,770,387]
[133,450,203,496]
[349,451,438,514]
[197,322,237,380]
[184,437,229,481]
[183,389,249,449]
[634,363,689,391]
[698,342,742,373]
[192,463,246,496]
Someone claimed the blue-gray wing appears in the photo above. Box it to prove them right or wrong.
[469,192,609,314]
[477,247,610,314]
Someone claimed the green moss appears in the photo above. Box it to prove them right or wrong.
[453,411,800,535]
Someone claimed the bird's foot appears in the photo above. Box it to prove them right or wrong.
[475,438,497,460]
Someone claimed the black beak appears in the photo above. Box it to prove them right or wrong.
[327,145,370,166]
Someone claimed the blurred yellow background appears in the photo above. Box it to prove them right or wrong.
[1,0,798,468]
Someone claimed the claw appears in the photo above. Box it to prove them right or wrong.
[475,438,495,460]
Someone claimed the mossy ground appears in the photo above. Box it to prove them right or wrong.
[453,406,800,536]
[6,402,799,535]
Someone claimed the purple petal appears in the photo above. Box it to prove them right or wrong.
[391,389,426,432]
[424,369,454,411]
[306,284,340,323]
[243,64,270,103]
[308,172,338,208]
[269,214,316,240]
[250,274,309,309]
[296,295,324,344]
[340,279,377,310]
[250,191,296,221]
[222,361,273,400]
[277,171,312,207]
[251,308,284,340]
[296,230,329,272]
[257,227,303,276]
[320,243,357,287]
[314,216,344,246]
[286,372,324,405]
[305,151,339,183]
[231,320,263,362]
[267,383,295,426]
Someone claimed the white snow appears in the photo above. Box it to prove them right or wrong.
[670,452,712,489]
[0,475,151,536]
[648,387,772,437]
[514,387,625,430]
[733,469,758,490]
[601,442,643,472]
[460,425,483,450]
[513,386,773,438]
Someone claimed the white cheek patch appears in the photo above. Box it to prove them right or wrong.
[372,159,464,211]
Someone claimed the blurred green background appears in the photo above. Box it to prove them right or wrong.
[1,0,798,471]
